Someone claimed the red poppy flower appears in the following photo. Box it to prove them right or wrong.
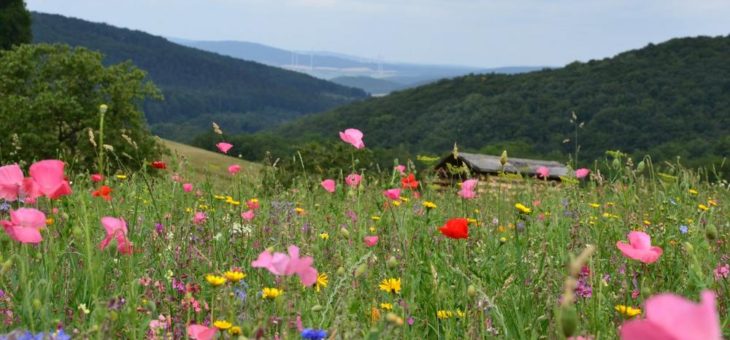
[151,161,167,169]
[92,185,113,201]
[439,218,468,239]
[401,173,419,190]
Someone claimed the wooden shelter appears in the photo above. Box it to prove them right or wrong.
[434,152,569,181]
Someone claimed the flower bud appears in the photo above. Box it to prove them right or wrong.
[706,224,718,241]
[559,305,578,338]
[467,285,477,297]
[311,304,323,312]
[99,104,108,114]
[386,256,398,268]
[500,150,508,166]
[355,263,368,277]
[336,266,345,275]
[636,160,645,173]
[339,227,350,239]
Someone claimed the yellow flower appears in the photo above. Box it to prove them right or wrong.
[45,218,54,225]
[228,326,242,335]
[515,203,531,214]
[213,194,226,200]
[422,201,437,209]
[499,237,507,243]
[615,305,642,318]
[315,273,328,292]
[698,204,709,211]
[262,287,283,299]
[319,232,329,240]
[213,320,232,330]
[688,189,698,195]
[371,215,381,221]
[115,174,127,180]
[392,200,401,207]
[379,278,402,294]
[589,203,601,208]
[643,220,651,226]
[205,274,227,287]
[497,225,506,233]
[707,199,718,206]
[455,309,465,318]
[385,312,404,326]
[369,226,377,233]
[295,207,305,215]
[380,302,393,310]
[399,196,409,203]
[223,270,246,283]
[437,310,453,319]
[467,218,478,224]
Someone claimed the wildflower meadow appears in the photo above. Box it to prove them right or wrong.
[0,127,728,339]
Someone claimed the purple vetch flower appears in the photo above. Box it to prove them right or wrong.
[155,222,164,234]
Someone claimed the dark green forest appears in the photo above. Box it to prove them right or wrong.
[31,12,367,142]
[216,35,729,175]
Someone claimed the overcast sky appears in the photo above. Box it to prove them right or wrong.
[26,0,730,67]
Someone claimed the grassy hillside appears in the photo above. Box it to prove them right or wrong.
[31,12,367,142]
[246,35,730,172]
[161,139,259,186]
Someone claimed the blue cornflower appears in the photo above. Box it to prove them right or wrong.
[301,328,327,340]
[0,202,10,213]
[679,225,688,234]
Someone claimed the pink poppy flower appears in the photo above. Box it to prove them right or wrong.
[187,324,217,340]
[458,179,478,199]
[241,210,255,221]
[251,245,318,286]
[345,173,362,187]
[383,188,401,201]
[193,212,207,224]
[0,164,24,201]
[27,160,72,199]
[321,179,336,193]
[228,164,241,175]
[99,217,132,254]
[576,168,590,179]
[616,231,663,264]
[536,166,550,179]
[182,183,193,192]
[394,165,406,175]
[364,236,379,247]
[216,142,233,154]
[339,128,365,149]
[620,290,720,340]
[1,208,46,244]
[90,173,104,183]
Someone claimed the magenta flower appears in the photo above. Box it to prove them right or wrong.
[99,217,132,254]
[321,179,336,193]
[90,173,104,183]
[536,166,550,179]
[241,210,255,221]
[1,208,46,244]
[27,160,72,200]
[576,168,590,179]
[216,142,233,154]
[383,188,401,201]
[714,264,729,281]
[458,179,478,199]
[620,290,720,340]
[616,231,663,264]
[251,245,318,286]
[187,324,217,340]
[394,165,406,175]
[364,236,379,247]
[0,164,24,201]
[339,128,365,149]
[193,212,207,224]
[228,164,241,175]
[182,183,193,192]
[345,173,362,187]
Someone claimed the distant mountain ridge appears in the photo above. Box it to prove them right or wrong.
[238,35,730,172]
[31,12,367,142]
[171,38,547,93]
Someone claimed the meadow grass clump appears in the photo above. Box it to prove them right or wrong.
[0,147,727,339]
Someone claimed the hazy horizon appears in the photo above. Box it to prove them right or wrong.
[26,0,730,68]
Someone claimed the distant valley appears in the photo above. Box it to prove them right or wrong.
[171,38,546,95]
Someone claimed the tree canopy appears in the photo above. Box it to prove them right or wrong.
[0,43,164,172]
[0,0,32,50]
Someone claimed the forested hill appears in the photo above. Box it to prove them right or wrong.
[265,35,730,169]
[31,12,367,141]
